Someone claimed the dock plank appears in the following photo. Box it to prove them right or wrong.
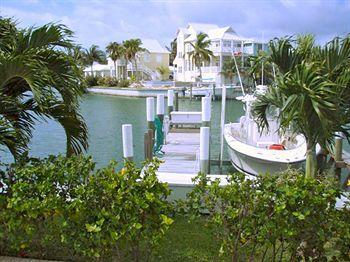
[158,131,200,174]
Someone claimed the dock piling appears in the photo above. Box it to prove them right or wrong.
[200,127,210,174]
[156,94,165,123]
[174,92,179,111]
[167,90,174,117]
[122,124,133,161]
[146,97,155,130]
[202,97,211,127]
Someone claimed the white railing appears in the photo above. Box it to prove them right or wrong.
[201,66,220,74]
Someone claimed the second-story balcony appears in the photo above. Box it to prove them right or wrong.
[210,46,243,54]
[200,66,220,74]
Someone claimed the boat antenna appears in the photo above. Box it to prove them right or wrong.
[272,63,276,81]
[261,31,264,86]
[232,51,245,95]
[261,60,264,85]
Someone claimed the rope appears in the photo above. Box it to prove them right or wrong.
[153,116,164,156]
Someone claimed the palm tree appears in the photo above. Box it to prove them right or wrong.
[253,35,350,177]
[106,42,124,78]
[166,38,177,66]
[188,32,213,83]
[156,66,170,81]
[123,39,146,81]
[83,44,106,76]
[67,44,85,66]
[0,18,88,159]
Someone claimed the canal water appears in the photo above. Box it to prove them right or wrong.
[0,94,244,169]
[1,93,349,172]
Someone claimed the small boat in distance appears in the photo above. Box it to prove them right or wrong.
[224,85,308,175]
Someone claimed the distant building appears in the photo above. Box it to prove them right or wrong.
[84,39,170,80]
[173,23,268,84]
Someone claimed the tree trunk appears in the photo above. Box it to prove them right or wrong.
[114,60,117,78]
[305,141,316,178]
[90,64,93,76]
[134,59,138,81]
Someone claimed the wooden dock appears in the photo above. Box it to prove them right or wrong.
[158,129,200,174]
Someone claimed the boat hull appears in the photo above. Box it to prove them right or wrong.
[226,142,304,176]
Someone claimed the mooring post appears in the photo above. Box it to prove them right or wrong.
[335,132,343,180]
[202,96,211,127]
[174,92,179,111]
[122,124,133,162]
[167,90,174,117]
[156,94,165,123]
[200,127,210,174]
[144,129,154,161]
[146,97,155,131]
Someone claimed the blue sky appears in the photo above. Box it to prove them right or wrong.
[1,0,349,49]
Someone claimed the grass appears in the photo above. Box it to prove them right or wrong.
[1,215,225,262]
[151,215,225,262]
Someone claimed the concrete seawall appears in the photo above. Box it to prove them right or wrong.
[87,87,184,97]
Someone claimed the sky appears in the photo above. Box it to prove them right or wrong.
[0,0,349,49]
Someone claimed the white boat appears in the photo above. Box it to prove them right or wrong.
[224,87,308,175]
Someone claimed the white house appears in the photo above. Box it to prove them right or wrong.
[173,23,268,84]
[84,39,170,81]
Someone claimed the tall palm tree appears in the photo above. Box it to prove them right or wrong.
[123,39,146,81]
[166,38,177,66]
[253,35,350,177]
[83,44,106,76]
[106,42,124,78]
[188,32,213,83]
[0,18,88,159]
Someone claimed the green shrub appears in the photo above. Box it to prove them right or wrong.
[96,76,119,87]
[84,75,100,87]
[0,156,173,260]
[184,170,349,261]
[117,79,130,88]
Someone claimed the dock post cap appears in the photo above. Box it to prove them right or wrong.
[202,96,211,122]
[146,97,155,122]
[122,124,134,159]
[167,90,174,106]
[157,94,165,115]
[200,127,210,160]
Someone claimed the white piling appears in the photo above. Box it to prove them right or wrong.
[200,127,210,174]
[167,90,174,116]
[122,124,133,161]
[202,96,211,127]
[219,85,227,171]
[157,94,165,122]
[146,97,155,130]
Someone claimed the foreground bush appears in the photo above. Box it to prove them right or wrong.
[0,156,173,260]
[184,170,350,261]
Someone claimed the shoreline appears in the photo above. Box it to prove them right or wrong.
[87,86,185,98]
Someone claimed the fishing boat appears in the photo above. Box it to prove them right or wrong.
[223,85,308,175]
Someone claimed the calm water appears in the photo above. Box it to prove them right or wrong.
[0,94,244,168]
[1,94,349,171]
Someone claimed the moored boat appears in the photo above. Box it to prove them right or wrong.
[224,87,308,175]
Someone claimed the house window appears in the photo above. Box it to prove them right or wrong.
[212,41,220,48]
[223,41,231,47]
[178,51,183,58]
[156,54,162,63]
[178,66,182,73]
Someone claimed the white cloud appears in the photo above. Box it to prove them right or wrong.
[1,0,349,49]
